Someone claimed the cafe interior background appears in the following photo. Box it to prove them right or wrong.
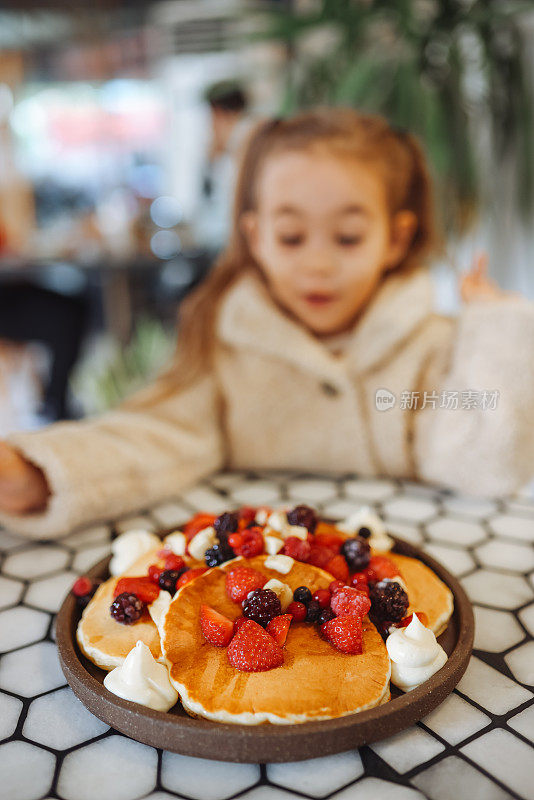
[0,0,533,437]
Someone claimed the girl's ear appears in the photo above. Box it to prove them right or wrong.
[385,210,418,269]
[240,211,259,260]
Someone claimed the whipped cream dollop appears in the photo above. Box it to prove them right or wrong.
[109,530,161,576]
[386,614,447,692]
[264,554,294,574]
[163,531,187,556]
[103,641,178,711]
[338,506,393,552]
[265,511,308,541]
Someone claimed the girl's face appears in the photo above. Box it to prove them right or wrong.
[241,148,416,337]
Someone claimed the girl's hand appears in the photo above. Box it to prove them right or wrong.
[0,441,50,514]
[460,253,521,303]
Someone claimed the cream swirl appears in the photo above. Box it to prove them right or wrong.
[103,641,178,712]
[338,506,394,552]
[109,529,161,576]
[386,614,447,692]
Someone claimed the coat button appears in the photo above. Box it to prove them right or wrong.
[320,381,340,397]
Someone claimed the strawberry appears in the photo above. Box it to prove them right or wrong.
[199,605,234,647]
[227,619,284,672]
[314,533,344,553]
[325,554,350,582]
[330,587,371,619]
[183,513,217,540]
[365,555,401,584]
[266,614,292,646]
[175,567,207,590]
[113,576,160,604]
[281,536,311,562]
[322,615,363,654]
[225,567,266,604]
[308,544,336,569]
[233,616,248,635]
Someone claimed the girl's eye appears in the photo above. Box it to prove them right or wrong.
[337,235,363,247]
[279,235,304,247]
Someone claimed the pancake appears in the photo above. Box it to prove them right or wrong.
[161,555,391,725]
[386,552,454,637]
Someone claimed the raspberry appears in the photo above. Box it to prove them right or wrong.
[322,615,363,654]
[147,564,162,585]
[199,605,234,647]
[365,555,400,584]
[175,567,207,590]
[266,613,292,646]
[329,580,346,595]
[287,601,307,622]
[239,528,264,558]
[286,504,318,533]
[317,607,335,626]
[330,587,371,619]
[313,589,331,609]
[293,586,312,605]
[110,592,144,624]
[227,619,284,672]
[308,544,336,569]
[281,536,311,562]
[242,588,282,626]
[340,537,371,571]
[225,567,266,604]
[326,555,350,582]
[113,577,160,604]
[158,569,182,595]
[305,599,321,622]
[71,576,93,598]
[214,511,239,540]
[204,541,235,567]
[370,580,409,622]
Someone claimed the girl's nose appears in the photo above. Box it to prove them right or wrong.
[303,245,337,277]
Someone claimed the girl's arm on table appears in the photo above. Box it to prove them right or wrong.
[0,372,224,540]
[413,256,534,497]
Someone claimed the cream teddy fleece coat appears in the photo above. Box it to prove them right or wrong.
[2,266,534,539]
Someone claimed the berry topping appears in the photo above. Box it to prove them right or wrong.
[175,567,207,590]
[228,533,243,550]
[113,577,160,605]
[163,553,186,572]
[365,555,400,584]
[227,619,284,672]
[225,567,266,604]
[158,569,183,595]
[340,537,371,571]
[266,613,292,646]
[204,541,235,567]
[325,554,350,582]
[239,528,264,558]
[322,615,363,654]
[305,599,322,622]
[233,616,247,635]
[287,601,307,622]
[369,580,409,622]
[314,533,344,552]
[242,588,282,626]
[329,580,347,595]
[293,586,312,605]
[199,605,234,647]
[308,544,336,570]
[147,564,162,585]
[183,513,217,540]
[317,607,336,626]
[330,587,372,619]
[110,592,144,624]
[214,511,239,539]
[313,589,331,609]
[395,611,429,628]
[71,576,93,598]
[281,536,311,562]
[286,504,318,533]
[358,526,372,539]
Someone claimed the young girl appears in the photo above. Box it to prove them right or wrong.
[1,109,533,540]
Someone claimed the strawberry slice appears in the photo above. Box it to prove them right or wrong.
[175,567,207,590]
[225,567,266,604]
[199,605,234,647]
[266,614,292,646]
[365,555,401,584]
[330,587,371,619]
[113,576,160,604]
[325,554,350,582]
[227,619,284,672]
[322,615,363,654]
[183,513,217,541]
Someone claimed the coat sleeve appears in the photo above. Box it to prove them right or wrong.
[0,372,225,539]
[412,299,534,497]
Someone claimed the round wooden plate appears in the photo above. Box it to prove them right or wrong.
[56,537,474,762]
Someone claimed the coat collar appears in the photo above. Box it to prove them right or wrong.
[217,266,434,385]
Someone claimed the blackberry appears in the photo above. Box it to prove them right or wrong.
[204,541,235,567]
[293,586,312,605]
[286,504,318,534]
[305,599,322,623]
[317,608,335,626]
[242,589,282,626]
[158,569,183,594]
[358,526,372,539]
[370,581,409,622]
[214,512,239,541]
[340,537,371,571]
[110,592,144,624]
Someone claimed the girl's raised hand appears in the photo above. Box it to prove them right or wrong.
[0,441,49,514]
[460,252,521,303]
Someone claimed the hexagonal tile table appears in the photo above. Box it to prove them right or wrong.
[0,472,532,800]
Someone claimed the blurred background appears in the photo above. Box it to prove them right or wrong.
[0,0,533,433]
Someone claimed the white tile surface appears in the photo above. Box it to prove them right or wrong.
[267,751,363,796]
[115,515,156,534]
[426,518,487,546]
[473,606,525,652]
[0,575,24,610]
[489,515,534,542]
[3,546,68,579]
[58,735,157,800]
[286,479,338,504]
[507,705,534,743]
[60,524,111,550]
[0,641,66,696]
[370,726,445,773]
[229,482,282,508]
[72,544,111,572]
[0,692,22,739]
[0,740,55,800]
[461,570,532,609]
[461,729,533,800]
[475,540,534,573]
[441,496,498,519]
[25,571,78,613]
[425,543,476,576]
[412,755,513,800]
[0,607,50,653]
[332,777,426,799]
[150,502,193,528]
[161,752,259,799]
[384,521,423,545]
[343,478,397,502]
[504,641,534,686]
[383,497,438,523]
[23,687,108,749]
[456,657,533,714]
[518,603,534,636]
[422,693,490,744]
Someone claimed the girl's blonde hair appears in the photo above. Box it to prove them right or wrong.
[127,108,439,405]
